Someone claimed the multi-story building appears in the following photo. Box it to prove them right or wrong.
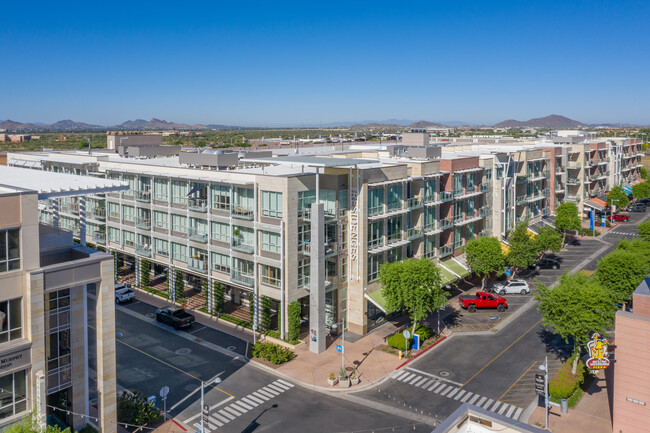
[7,132,642,342]
[0,166,125,432]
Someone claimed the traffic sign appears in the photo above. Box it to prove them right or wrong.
[202,404,209,423]
[336,344,343,353]
[535,373,545,396]
[402,330,411,339]
[160,386,169,398]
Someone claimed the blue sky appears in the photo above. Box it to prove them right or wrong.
[2,0,649,126]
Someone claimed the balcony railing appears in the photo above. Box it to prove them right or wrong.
[567,161,581,168]
[231,271,255,287]
[325,242,337,256]
[407,197,423,209]
[479,228,491,238]
[439,244,453,258]
[62,202,79,214]
[478,206,490,217]
[231,237,254,254]
[566,178,581,185]
[439,218,453,230]
[187,257,208,273]
[407,226,423,240]
[188,228,209,243]
[92,231,106,245]
[516,195,528,205]
[188,197,208,212]
[135,243,152,257]
[479,183,490,192]
[135,190,151,203]
[387,232,403,244]
[424,193,437,203]
[565,196,580,202]
[423,222,437,234]
[453,188,464,197]
[453,214,465,224]
[135,217,151,230]
[232,205,254,220]
[439,191,453,202]
[368,205,384,216]
[300,207,337,221]
[516,175,529,183]
[91,208,106,220]
[367,238,383,250]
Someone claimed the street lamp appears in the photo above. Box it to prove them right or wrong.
[330,316,346,374]
[200,376,222,433]
[538,356,549,430]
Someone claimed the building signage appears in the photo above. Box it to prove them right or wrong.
[534,373,545,396]
[0,347,30,373]
[349,186,359,279]
[586,333,611,370]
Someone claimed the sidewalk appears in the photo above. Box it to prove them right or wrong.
[527,372,612,433]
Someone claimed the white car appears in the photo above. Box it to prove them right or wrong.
[492,279,531,295]
[115,283,135,303]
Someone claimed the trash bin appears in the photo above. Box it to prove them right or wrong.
[561,398,569,414]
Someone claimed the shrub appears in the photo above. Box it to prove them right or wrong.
[78,425,99,433]
[261,296,272,331]
[414,325,434,341]
[328,372,336,380]
[174,270,184,301]
[288,301,301,341]
[213,281,225,315]
[251,342,295,365]
[250,295,256,326]
[117,390,161,426]
[387,333,411,351]
[140,259,151,288]
[549,356,587,400]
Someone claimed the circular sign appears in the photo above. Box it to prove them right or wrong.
[160,386,169,398]
[336,344,343,353]
[402,330,411,339]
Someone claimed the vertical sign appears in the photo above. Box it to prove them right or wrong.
[601,215,606,227]
[589,210,594,231]
[349,185,359,280]
[535,373,545,396]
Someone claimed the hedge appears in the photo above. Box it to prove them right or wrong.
[387,325,435,351]
[549,356,587,400]
[251,342,295,365]
[288,301,301,342]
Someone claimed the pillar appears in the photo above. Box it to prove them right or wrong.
[309,202,326,354]
[96,260,117,433]
[79,196,87,246]
[53,198,60,228]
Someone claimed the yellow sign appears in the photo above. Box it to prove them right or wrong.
[586,333,610,370]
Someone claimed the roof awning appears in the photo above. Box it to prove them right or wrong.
[441,258,470,279]
[437,265,458,286]
[365,291,388,314]
[584,198,606,211]
[623,185,633,194]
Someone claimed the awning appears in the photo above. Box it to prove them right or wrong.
[584,197,606,211]
[365,291,388,314]
[623,185,633,194]
[441,258,470,279]
[437,265,458,286]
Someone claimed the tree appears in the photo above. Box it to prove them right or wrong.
[536,273,615,374]
[287,301,301,342]
[4,411,71,433]
[464,236,505,289]
[213,281,225,315]
[174,270,184,301]
[379,258,447,337]
[505,221,537,277]
[640,167,647,180]
[632,181,650,200]
[554,202,581,244]
[533,226,563,259]
[607,185,630,210]
[596,249,650,306]
[637,221,650,241]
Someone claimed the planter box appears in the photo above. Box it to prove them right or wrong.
[327,377,339,387]
[350,377,360,386]
[339,379,350,388]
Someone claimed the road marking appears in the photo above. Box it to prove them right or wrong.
[232,401,252,411]
[447,388,459,398]
[393,370,408,380]
[257,388,275,398]
[407,375,421,385]
[440,386,454,396]
[421,379,435,389]
[470,395,481,405]
[404,367,463,386]
[218,409,235,421]
[266,383,285,393]
[184,396,235,423]
[505,405,516,418]
[276,379,295,388]
[272,381,291,390]
[241,397,258,407]
[433,384,447,393]
[252,391,270,401]
[460,318,543,388]
[428,382,441,392]
[208,416,223,427]
[461,392,473,402]
[497,361,538,402]
[399,372,414,382]
[454,390,466,400]
[223,406,242,417]
[476,396,487,407]
[414,377,429,387]
[513,408,523,420]
[212,412,230,424]
[261,386,279,396]
[247,394,265,404]
[498,404,509,415]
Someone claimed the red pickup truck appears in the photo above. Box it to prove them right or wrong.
[459,291,508,313]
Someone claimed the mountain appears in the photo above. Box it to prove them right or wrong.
[494,114,585,129]
[409,120,447,128]
[116,118,207,130]
[0,120,38,130]
[49,119,104,130]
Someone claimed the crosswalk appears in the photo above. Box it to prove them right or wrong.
[607,231,637,237]
[193,379,294,432]
[392,370,523,421]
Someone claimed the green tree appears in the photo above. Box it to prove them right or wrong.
[174,270,184,301]
[213,281,225,315]
[536,273,615,374]
[607,185,630,210]
[640,167,647,180]
[463,236,505,289]
[379,258,447,337]
[140,259,151,288]
[287,300,301,342]
[637,221,650,241]
[533,226,563,259]
[596,249,650,306]
[632,181,650,200]
[4,411,71,433]
[554,202,581,243]
[505,221,537,277]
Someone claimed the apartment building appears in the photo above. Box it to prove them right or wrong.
[0,166,124,432]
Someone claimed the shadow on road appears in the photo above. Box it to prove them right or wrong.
[240,403,279,433]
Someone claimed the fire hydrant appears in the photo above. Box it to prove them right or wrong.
[398,351,403,360]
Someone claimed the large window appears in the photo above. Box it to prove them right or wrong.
[211,222,230,242]
[0,298,21,343]
[154,239,169,256]
[368,221,383,248]
[108,227,120,243]
[108,202,120,219]
[298,191,316,218]
[261,265,281,287]
[387,185,402,211]
[298,258,310,288]
[261,191,283,218]
[171,214,187,232]
[298,225,310,253]
[367,254,383,282]
[261,231,281,253]
[0,370,27,420]
[153,177,168,201]
[121,205,135,222]
[0,229,20,272]
[171,180,187,204]
[122,231,135,247]
[122,175,136,194]
[45,289,71,395]
[172,242,187,261]
[211,252,230,273]
[211,185,231,210]
[154,211,168,229]
[368,188,384,215]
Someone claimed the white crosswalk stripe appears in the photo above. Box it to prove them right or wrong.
[276,379,295,388]
[461,391,473,402]
[232,401,251,412]
[414,377,429,387]
[421,379,435,389]
[454,390,466,400]
[408,375,422,385]
[224,406,243,417]
[428,382,442,392]
[476,396,487,407]
[266,383,285,393]
[208,415,224,427]
[469,394,481,405]
[447,388,459,398]
[262,386,279,396]
[440,386,455,396]
[505,405,516,418]
[272,381,291,390]
[394,370,408,380]
[399,372,414,382]
[513,408,523,420]
[498,404,509,415]
[252,391,269,401]
[241,397,258,407]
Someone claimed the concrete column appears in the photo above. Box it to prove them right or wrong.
[71,285,86,430]
[53,198,60,228]
[168,267,175,300]
[79,196,87,246]
[96,260,117,433]
[135,258,141,287]
[309,202,326,354]
[207,278,213,313]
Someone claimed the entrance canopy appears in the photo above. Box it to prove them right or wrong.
[584,197,607,212]
[440,258,470,279]
[365,290,388,314]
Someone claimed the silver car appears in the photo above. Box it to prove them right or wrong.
[492,279,531,295]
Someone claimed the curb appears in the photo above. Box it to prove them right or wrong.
[170,418,187,431]
[395,336,447,370]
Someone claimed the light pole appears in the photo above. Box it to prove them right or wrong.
[539,357,549,430]
[200,376,222,433]
[331,316,346,374]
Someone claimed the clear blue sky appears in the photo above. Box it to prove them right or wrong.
[2,0,649,126]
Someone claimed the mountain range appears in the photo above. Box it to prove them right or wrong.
[493,114,585,129]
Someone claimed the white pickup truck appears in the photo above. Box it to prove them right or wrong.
[115,284,135,304]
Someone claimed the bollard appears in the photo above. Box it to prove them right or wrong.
[561,398,569,414]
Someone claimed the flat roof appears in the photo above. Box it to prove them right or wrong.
[0,166,128,199]
[242,155,382,168]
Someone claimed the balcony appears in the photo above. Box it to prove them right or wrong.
[542,208,550,216]
[555,167,565,174]
[91,207,106,221]
[407,197,423,209]
[479,228,491,238]
[231,237,254,254]
[387,231,403,245]
[516,195,528,205]
[479,183,490,192]
[566,178,581,185]
[454,187,481,199]
[367,238,383,251]
[439,218,453,230]
[301,207,337,222]
[453,214,465,224]
[424,193,437,204]
[135,243,152,257]
[187,257,208,274]
[135,190,151,203]
[516,175,529,184]
[478,206,490,217]
[456,212,481,225]
[188,197,208,212]
[92,231,106,245]
[231,206,254,220]
[188,228,208,244]
[135,217,151,230]
[565,196,580,203]
[439,245,453,258]
[231,270,255,287]
[62,202,79,214]
[368,205,384,216]
[439,191,453,202]
[567,161,581,168]
[407,226,423,240]
[298,241,311,255]
[453,239,464,250]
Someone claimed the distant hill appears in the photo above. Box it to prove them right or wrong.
[494,114,585,129]
[409,120,447,128]
[116,118,207,131]
[49,119,104,130]
[0,120,38,130]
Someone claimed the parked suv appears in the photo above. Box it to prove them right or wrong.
[628,203,646,212]
[491,279,531,295]
[531,258,561,270]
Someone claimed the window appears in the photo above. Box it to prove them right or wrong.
[0,299,21,343]
[153,178,168,201]
[298,225,310,253]
[211,222,230,242]
[466,172,475,190]
[154,211,168,229]
[261,265,281,287]
[368,221,383,248]
[233,187,254,211]
[122,231,135,247]
[171,214,187,232]
[466,198,475,215]
[189,218,208,236]
[387,185,402,211]
[171,180,187,203]
[45,289,71,394]
[172,242,187,261]
[298,258,310,288]
[368,188,383,215]
[261,191,283,218]
[261,231,281,253]
[154,239,169,256]
[108,202,120,218]
[211,252,230,273]
[298,190,316,217]
[367,254,383,282]
[339,190,348,211]
[387,216,402,243]
[424,178,438,201]
[108,227,120,243]
[387,247,402,263]
[340,224,348,250]
[424,236,436,258]
[122,205,135,222]
[340,256,347,280]
[0,229,20,273]
[0,370,27,420]
[122,175,136,194]
[453,174,464,194]
[211,185,230,210]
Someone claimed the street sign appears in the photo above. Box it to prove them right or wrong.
[202,404,209,423]
[160,386,169,398]
[590,210,594,231]
[336,344,343,353]
[535,373,545,396]
[412,334,421,351]
[601,215,606,227]
[402,330,411,339]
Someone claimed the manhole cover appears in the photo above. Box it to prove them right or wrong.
[488,316,501,321]
[439,371,450,377]
[227,346,237,351]
[116,332,123,338]
[175,348,191,356]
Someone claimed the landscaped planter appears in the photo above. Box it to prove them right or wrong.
[350,377,360,386]
[327,377,339,387]
[339,378,350,388]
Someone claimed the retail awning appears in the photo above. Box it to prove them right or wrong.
[437,265,458,286]
[623,185,633,194]
[441,258,470,279]
[584,197,607,211]
[365,290,388,314]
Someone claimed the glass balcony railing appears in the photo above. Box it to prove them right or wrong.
[439,218,453,230]
[439,191,453,202]
[516,195,528,205]
[135,190,151,203]
[566,178,581,185]
[92,231,106,245]
[368,238,383,250]
[188,197,208,212]
[231,205,254,220]
[188,228,209,243]
[479,183,490,192]
[187,257,208,273]
[453,214,465,224]
[407,226,423,239]
[479,206,490,217]
[231,271,255,287]
[407,197,423,209]
[135,243,152,257]
[387,232,403,244]
[439,244,453,258]
[368,205,384,216]
[135,217,151,230]
[231,237,254,254]
[91,208,106,220]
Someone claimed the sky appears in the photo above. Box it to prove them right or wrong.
[2,0,649,127]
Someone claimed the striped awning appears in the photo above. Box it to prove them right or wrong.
[623,185,633,194]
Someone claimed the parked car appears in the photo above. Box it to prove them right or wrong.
[531,258,561,271]
[610,213,629,222]
[628,203,646,212]
[492,279,532,295]
[115,284,135,303]
[155,306,195,329]
[638,198,650,205]
[459,291,508,313]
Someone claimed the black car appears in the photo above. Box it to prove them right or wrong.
[628,203,646,212]
[639,198,650,205]
[531,258,560,270]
